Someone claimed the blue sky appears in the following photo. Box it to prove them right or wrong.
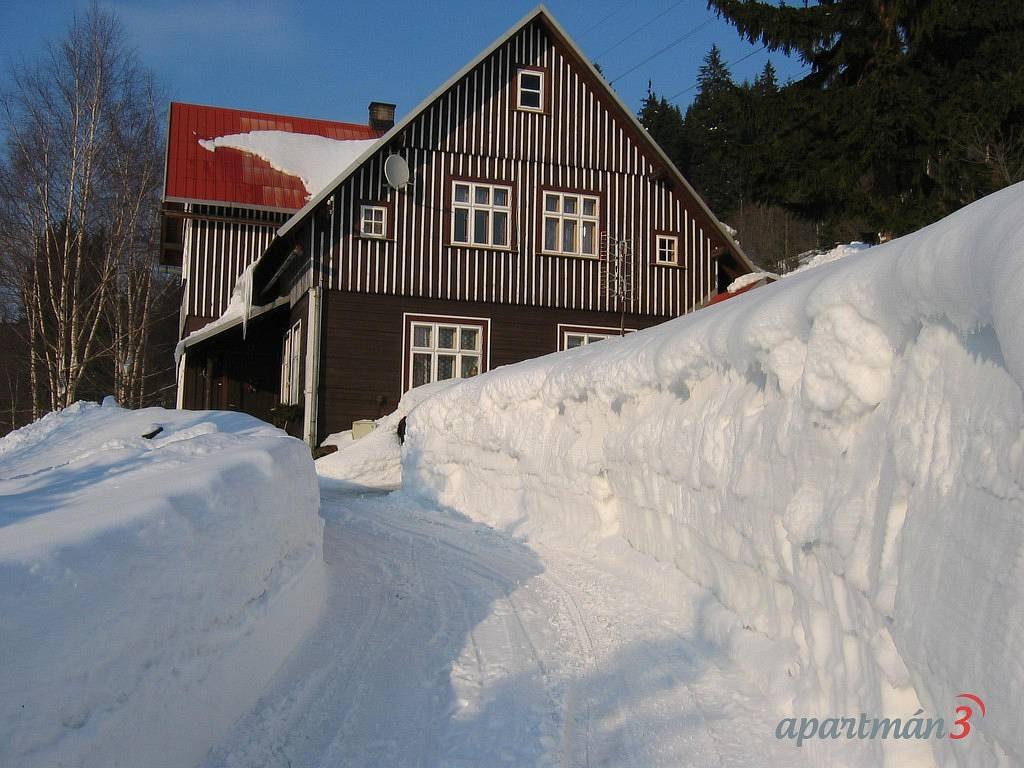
[0,1,804,125]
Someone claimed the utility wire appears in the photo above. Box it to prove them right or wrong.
[667,44,768,101]
[594,0,687,61]
[577,1,634,39]
[608,18,715,85]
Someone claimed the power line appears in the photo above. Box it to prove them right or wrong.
[608,17,715,85]
[577,1,634,40]
[666,45,768,101]
[594,0,687,61]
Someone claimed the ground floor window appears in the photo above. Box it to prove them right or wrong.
[405,314,489,390]
[558,324,635,351]
[281,321,302,404]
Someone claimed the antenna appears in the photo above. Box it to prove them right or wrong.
[599,232,634,335]
[384,154,412,190]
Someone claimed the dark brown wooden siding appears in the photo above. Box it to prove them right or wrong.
[300,18,725,321]
[317,289,670,440]
[182,204,288,324]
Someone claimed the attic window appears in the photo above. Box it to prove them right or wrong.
[656,234,679,265]
[360,204,387,239]
[516,69,545,112]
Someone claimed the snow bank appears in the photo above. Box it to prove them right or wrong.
[403,184,1024,766]
[199,131,376,198]
[317,379,462,490]
[0,402,325,768]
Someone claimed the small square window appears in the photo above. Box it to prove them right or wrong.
[517,69,545,112]
[656,234,679,265]
[360,204,387,239]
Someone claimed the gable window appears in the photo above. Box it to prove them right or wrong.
[280,321,302,404]
[451,181,511,248]
[656,234,679,265]
[406,315,488,390]
[542,191,599,257]
[516,69,545,112]
[360,204,387,239]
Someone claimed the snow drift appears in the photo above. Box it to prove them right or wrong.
[0,401,325,768]
[403,184,1024,766]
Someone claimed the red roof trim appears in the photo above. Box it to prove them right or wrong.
[163,102,384,211]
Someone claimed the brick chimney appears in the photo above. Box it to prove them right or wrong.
[368,102,396,133]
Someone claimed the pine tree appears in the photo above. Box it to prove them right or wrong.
[707,0,1024,234]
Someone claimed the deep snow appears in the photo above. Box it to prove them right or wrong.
[403,183,1024,766]
[206,486,810,767]
[0,401,325,768]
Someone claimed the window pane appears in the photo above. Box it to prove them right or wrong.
[544,217,558,251]
[412,353,432,387]
[413,325,432,347]
[454,184,470,203]
[562,219,577,253]
[436,354,456,380]
[587,335,608,344]
[566,335,584,349]
[492,211,508,246]
[520,91,541,109]
[582,221,595,255]
[563,196,577,214]
[454,208,469,242]
[545,194,559,212]
[521,73,541,91]
[438,326,456,349]
[461,355,480,378]
[583,198,596,216]
[475,186,490,205]
[460,328,479,351]
[473,210,489,244]
[493,188,508,207]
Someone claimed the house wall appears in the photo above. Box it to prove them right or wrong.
[297,18,727,321]
[317,288,668,440]
[180,204,288,333]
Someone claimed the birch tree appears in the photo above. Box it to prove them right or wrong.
[0,2,164,416]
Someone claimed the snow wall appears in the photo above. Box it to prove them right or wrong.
[404,184,1024,767]
[0,402,326,768]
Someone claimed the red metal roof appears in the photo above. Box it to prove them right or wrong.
[164,102,383,211]
[708,280,760,305]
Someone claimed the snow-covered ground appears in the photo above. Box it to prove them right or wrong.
[0,401,325,768]
[403,184,1024,766]
[206,486,809,767]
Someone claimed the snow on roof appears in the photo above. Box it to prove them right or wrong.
[163,102,383,210]
[198,131,378,200]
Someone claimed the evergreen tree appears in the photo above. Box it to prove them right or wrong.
[681,46,746,214]
[638,83,688,173]
[707,0,1024,235]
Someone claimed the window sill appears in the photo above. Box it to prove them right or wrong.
[540,250,599,261]
[446,242,517,254]
[652,260,685,268]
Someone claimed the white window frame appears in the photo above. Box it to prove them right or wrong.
[359,204,387,239]
[542,191,600,258]
[281,321,302,404]
[404,314,490,391]
[557,324,636,351]
[656,234,679,265]
[451,180,512,249]
[516,69,545,112]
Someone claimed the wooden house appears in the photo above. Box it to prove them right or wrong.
[170,5,755,445]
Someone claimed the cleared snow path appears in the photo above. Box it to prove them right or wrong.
[205,485,805,768]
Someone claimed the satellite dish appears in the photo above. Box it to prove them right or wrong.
[384,154,411,190]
